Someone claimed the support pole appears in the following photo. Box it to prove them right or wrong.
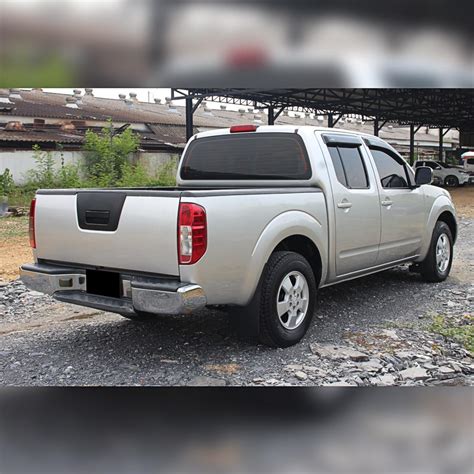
[374,119,379,136]
[268,106,275,125]
[409,124,415,165]
[439,128,444,162]
[185,97,193,141]
[328,113,334,128]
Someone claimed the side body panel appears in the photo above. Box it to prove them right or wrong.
[314,133,382,277]
[179,190,328,306]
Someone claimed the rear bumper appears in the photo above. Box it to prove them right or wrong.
[20,263,206,316]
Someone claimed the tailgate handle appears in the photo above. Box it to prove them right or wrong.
[85,210,110,225]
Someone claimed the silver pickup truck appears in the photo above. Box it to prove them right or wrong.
[21,125,457,347]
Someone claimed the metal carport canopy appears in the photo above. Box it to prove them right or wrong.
[175,89,474,129]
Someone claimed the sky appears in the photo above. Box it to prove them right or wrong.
[44,89,172,103]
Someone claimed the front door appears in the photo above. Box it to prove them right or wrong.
[324,136,382,276]
[368,147,426,264]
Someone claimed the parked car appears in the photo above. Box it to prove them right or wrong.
[414,160,470,187]
[21,126,457,347]
[461,152,474,184]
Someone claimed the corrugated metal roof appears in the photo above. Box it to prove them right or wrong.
[0,129,83,143]
[0,90,223,127]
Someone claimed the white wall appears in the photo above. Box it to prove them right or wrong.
[0,150,83,184]
[0,149,180,184]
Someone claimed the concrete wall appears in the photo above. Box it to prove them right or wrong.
[0,150,83,185]
[0,149,180,185]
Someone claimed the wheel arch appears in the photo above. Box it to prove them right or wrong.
[241,210,328,306]
[416,196,457,262]
[437,210,457,243]
[273,235,323,286]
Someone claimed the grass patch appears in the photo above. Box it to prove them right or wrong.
[0,216,29,240]
[430,314,474,354]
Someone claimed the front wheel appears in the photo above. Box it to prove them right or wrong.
[258,251,317,348]
[444,175,459,187]
[419,221,453,282]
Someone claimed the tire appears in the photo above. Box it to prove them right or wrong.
[419,221,453,282]
[444,175,459,187]
[257,251,317,348]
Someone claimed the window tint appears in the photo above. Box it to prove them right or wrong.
[328,146,369,189]
[371,148,409,188]
[467,158,474,165]
[328,147,347,186]
[181,133,311,180]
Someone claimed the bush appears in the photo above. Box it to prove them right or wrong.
[0,168,14,197]
[25,145,81,189]
[83,121,140,186]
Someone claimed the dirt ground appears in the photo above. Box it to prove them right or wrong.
[0,186,472,281]
[449,185,474,219]
[0,216,31,282]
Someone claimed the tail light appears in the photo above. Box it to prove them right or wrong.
[178,203,207,265]
[29,198,36,249]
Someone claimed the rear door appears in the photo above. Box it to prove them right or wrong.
[323,134,381,276]
[366,144,426,264]
[35,190,181,276]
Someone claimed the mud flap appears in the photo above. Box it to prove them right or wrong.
[229,265,266,344]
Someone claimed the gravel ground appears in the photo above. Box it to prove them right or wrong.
[0,218,472,386]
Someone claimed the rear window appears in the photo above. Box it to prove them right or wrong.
[180,133,311,180]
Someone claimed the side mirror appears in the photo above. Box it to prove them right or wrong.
[415,166,432,186]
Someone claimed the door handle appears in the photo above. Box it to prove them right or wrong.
[381,199,393,207]
[337,201,353,209]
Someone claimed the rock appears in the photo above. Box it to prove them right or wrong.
[381,329,399,340]
[310,343,369,362]
[358,360,383,372]
[400,366,429,381]
[187,376,226,386]
[284,364,303,372]
[395,351,417,360]
[378,374,396,386]
[265,378,280,385]
[295,371,307,381]
[323,380,357,387]
[252,377,264,383]
[64,366,74,375]
[438,366,455,375]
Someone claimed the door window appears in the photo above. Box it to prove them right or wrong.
[328,146,369,189]
[370,148,410,188]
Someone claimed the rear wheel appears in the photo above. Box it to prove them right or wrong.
[420,221,453,282]
[257,251,317,348]
[444,175,459,187]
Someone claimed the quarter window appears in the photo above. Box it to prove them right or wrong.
[370,148,410,188]
[328,146,369,189]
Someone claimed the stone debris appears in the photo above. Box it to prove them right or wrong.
[187,376,226,386]
[310,343,369,362]
[295,371,308,381]
[399,366,429,381]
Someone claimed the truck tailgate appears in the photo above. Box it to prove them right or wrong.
[34,191,180,276]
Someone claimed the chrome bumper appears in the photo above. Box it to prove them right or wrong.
[20,263,206,316]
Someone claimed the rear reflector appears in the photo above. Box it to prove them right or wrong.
[29,198,36,249]
[178,203,207,265]
[230,124,258,133]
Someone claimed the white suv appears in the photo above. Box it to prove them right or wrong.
[414,160,470,187]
